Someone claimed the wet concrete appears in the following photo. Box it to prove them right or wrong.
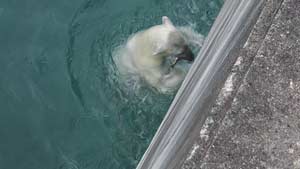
[182,0,300,168]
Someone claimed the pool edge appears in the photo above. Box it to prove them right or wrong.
[136,1,265,169]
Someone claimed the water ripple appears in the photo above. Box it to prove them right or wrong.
[64,0,223,168]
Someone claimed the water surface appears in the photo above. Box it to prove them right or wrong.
[0,0,222,168]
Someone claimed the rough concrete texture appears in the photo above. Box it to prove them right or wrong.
[182,0,300,168]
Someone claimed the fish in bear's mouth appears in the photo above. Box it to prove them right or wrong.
[170,45,194,68]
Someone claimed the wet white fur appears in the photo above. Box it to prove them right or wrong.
[114,16,190,93]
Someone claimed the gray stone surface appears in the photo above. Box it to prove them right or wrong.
[182,0,300,168]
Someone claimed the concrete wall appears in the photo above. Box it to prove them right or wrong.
[137,1,265,168]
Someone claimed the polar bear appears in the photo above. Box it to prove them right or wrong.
[114,16,195,93]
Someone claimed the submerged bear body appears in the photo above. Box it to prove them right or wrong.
[114,16,195,93]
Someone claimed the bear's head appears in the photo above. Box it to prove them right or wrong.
[153,16,194,66]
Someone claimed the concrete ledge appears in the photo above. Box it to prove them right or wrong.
[137,1,264,169]
[183,0,300,168]
[182,0,284,168]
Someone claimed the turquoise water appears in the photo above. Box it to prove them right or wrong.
[0,0,222,169]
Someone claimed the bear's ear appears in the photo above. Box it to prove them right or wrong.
[162,16,175,29]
